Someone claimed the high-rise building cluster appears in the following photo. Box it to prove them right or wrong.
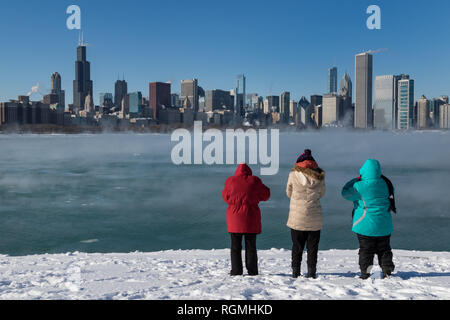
[1,43,450,131]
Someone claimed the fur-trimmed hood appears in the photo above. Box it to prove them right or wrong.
[292,165,325,181]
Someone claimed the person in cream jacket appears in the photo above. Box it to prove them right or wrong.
[286,149,326,279]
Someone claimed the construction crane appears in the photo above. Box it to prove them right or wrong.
[363,48,388,55]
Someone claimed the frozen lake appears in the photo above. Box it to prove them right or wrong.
[0,130,449,255]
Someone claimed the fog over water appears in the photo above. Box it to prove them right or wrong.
[0,130,449,256]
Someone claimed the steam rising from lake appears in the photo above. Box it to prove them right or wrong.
[0,130,449,255]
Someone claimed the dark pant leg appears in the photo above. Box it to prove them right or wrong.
[291,229,307,273]
[244,234,258,275]
[357,234,377,273]
[376,235,395,274]
[306,231,321,274]
[230,233,243,275]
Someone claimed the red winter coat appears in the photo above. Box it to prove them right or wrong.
[222,164,271,234]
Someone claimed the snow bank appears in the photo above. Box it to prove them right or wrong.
[0,249,449,300]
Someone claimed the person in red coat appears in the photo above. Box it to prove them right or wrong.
[222,163,271,276]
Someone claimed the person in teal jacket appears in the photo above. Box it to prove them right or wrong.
[342,159,395,279]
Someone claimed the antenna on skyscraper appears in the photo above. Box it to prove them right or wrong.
[78,30,93,47]
[78,30,86,46]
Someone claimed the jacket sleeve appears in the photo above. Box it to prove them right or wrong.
[286,173,293,199]
[319,179,326,198]
[341,178,361,202]
[257,178,271,202]
[222,178,231,204]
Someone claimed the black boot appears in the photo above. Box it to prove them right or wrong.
[360,272,370,280]
[307,268,317,279]
[381,266,394,279]
[360,265,372,280]
[292,264,301,278]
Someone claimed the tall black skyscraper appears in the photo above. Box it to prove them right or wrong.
[73,39,93,111]
[51,72,65,108]
[114,79,128,110]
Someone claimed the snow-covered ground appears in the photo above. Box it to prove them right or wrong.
[0,249,449,300]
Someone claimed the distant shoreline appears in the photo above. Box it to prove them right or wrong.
[0,123,313,135]
[0,124,446,135]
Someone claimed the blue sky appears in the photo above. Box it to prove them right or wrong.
[1,0,449,105]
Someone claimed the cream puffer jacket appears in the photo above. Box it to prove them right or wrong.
[286,166,326,231]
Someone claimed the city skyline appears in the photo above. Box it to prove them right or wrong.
[1,0,450,105]
[2,39,449,131]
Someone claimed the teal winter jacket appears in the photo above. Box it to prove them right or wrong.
[341,159,393,237]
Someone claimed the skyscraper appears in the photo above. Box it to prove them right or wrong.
[431,96,448,128]
[234,75,246,116]
[149,82,171,121]
[51,72,61,94]
[51,72,65,108]
[354,52,373,129]
[339,72,352,98]
[128,92,143,117]
[99,93,113,107]
[310,95,323,108]
[328,67,337,94]
[99,92,113,113]
[289,100,297,119]
[114,79,128,110]
[314,105,323,128]
[247,94,259,111]
[374,75,396,130]
[439,104,450,129]
[263,98,269,114]
[280,91,290,123]
[84,93,94,113]
[297,96,312,127]
[322,93,342,126]
[390,74,410,129]
[397,78,415,130]
[181,79,199,111]
[171,93,181,108]
[266,96,279,113]
[73,40,93,111]
[340,73,353,126]
[417,95,431,129]
[205,90,232,112]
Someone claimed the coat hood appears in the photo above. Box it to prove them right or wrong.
[235,163,252,177]
[360,159,381,180]
[292,165,325,184]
